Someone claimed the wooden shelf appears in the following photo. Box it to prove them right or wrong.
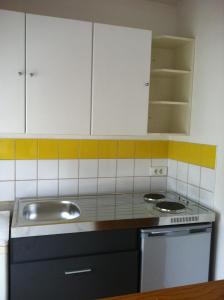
[150,101,188,106]
[152,35,194,48]
[151,68,191,77]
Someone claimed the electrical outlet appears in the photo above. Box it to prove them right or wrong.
[150,167,167,177]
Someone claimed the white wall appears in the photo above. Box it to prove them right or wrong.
[175,0,224,279]
[0,0,177,35]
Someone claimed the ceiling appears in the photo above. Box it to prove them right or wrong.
[149,0,180,5]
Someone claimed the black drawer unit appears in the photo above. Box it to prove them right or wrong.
[11,251,138,300]
[10,229,139,300]
[11,229,137,262]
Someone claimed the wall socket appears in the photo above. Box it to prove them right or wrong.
[150,167,167,177]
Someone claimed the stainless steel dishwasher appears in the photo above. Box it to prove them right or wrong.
[140,224,212,292]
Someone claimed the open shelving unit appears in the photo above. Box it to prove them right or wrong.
[148,35,195,135]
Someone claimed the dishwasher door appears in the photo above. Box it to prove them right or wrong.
[140,224,212,292]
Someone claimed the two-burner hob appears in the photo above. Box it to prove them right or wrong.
[144,192,186,214]
[144,193,165,202]
[155,201,186,213]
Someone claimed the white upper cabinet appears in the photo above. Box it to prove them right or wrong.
[91,23,151,135]
[0,10,25,133]
[26,14,92,134]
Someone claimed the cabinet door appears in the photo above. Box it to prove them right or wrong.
[11,251,138,300]
[92,23,151,135]
[0,10,25,133]
[26,14,92,134]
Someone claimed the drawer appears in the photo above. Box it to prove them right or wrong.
[11,229,138,262]
[10,250,139,300]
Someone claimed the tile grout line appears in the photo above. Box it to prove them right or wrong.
[133,158,136,193]
[14,141,16,201]
[37,142,39,198]
[57,158,59,197]
[199,165,202,204]
[96,158,99,195]
[149,158,152,192]
[114,159,118,194]
[77,144,80,196]
[186,162,190,199]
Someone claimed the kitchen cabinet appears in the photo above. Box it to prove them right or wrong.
[10,229,139,300]
[0,10,25,133]
[1,10,193,136]
[148,35,194,135]
[26,14,92,134]
[11,251,138,300]
[91,23,151,135]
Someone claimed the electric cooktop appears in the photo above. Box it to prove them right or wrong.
[12,192,215,238]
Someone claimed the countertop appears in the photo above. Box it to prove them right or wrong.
[0,211,10,246]
[0,201,13,246]
[0,200,14,213]
[104,280,224,300]
[11,193,215,238]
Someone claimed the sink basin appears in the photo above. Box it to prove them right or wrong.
[23,200,81,222]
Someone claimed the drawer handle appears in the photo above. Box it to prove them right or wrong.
[65,268,92,275]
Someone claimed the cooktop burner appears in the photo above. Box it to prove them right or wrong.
[155,201,186,213]
[144,193,165,202]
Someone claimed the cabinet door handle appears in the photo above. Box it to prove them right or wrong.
[29,72,35,77]
[65,268,92,275]
[18,71,24,76]
[144,82,149,86]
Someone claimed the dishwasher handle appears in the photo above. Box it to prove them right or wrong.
[142,226,212,238]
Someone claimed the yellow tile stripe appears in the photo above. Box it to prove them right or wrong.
[168,141,216,169]
[0,139,216,169]
[0,139,15,160]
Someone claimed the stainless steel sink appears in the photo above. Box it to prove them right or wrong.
[22,200,80,222]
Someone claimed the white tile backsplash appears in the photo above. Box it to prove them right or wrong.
[16,160,37,180]
[151,177,167,192]
[200,167,216,192]
[152,159,168,167]
[0,160,15,181]
[200,188,214,209]
[16,180,37,198]
[0,156,216,205]
[187,184,200,201]
[134,177,150,193]
[79,178,98,195]
[38,180,58,197]
[98,178,116,194]
[177,162,188,182]
[38,160,58,180]
[167,161,216,206]
[176,180,188,196]
[188,164,200,187]
[0,181,15,201]
[59,159,78,179]
[98,159,116,178]
[167,177,177,192]
[79,159,98,178]
[59,179,78,196]
[134,159,151,176]
[168,159,177,178]
[117,159,134,177]
[116,177,134,193]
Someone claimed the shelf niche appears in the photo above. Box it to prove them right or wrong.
[148,35,194,135]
